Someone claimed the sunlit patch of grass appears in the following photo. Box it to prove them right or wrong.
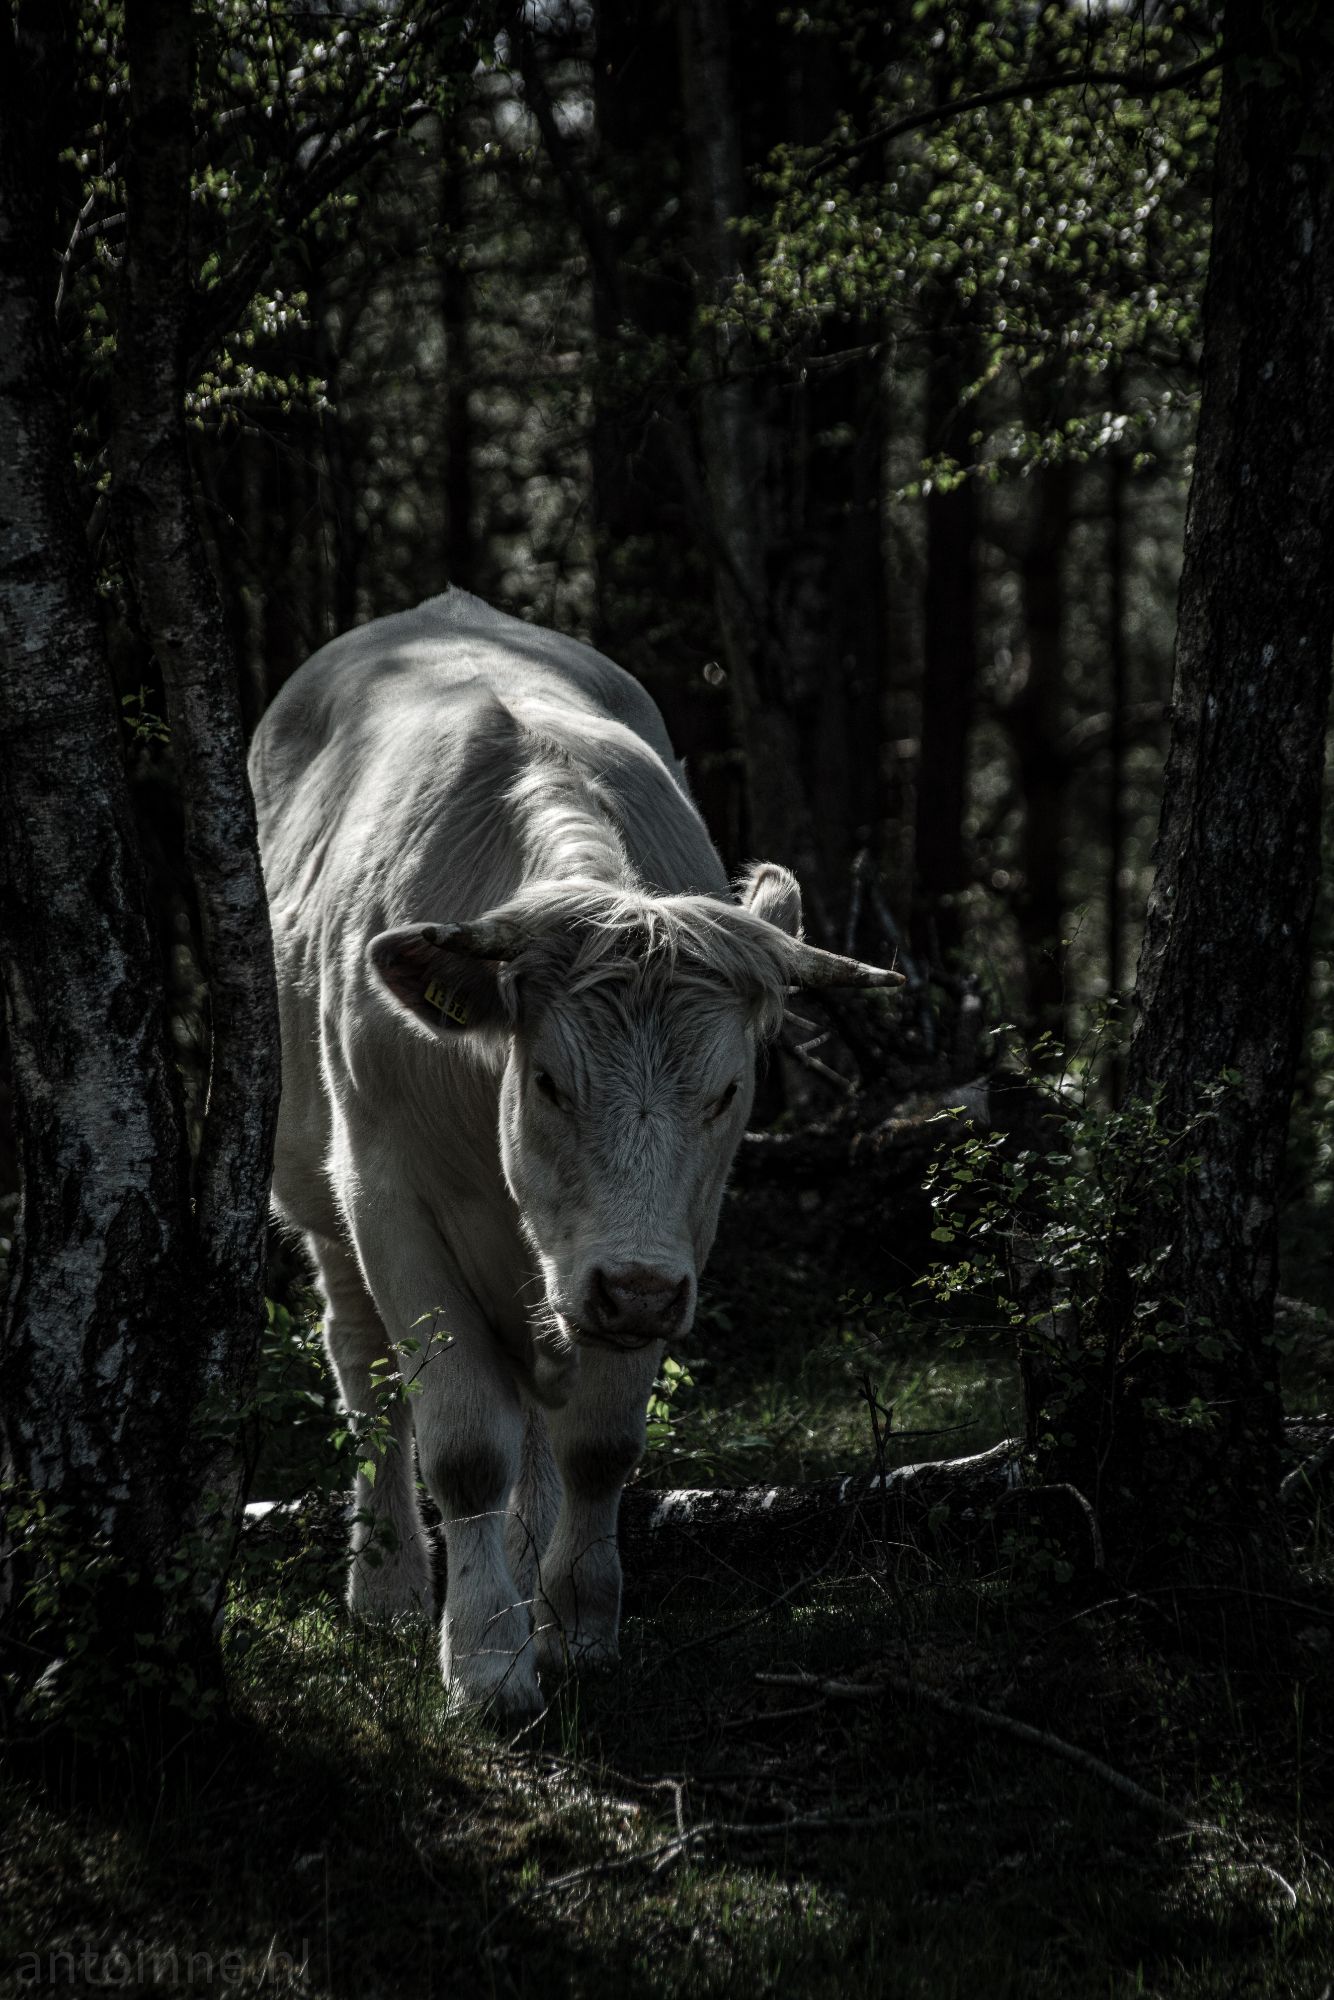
[641,1291,1019,1489]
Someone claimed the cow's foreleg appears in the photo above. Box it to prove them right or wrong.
[533,1343,660,1675]
[344,1187,542,1719]
[413,1339,541,1719]
[312,1234,433,1626]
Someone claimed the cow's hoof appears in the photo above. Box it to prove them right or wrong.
[534,1618,619,1677]
[445,1653,544,1725]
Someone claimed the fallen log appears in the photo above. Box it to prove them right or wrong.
[242,1441,1022,1597]
[244,1414,1334,1607]
[616,1441,1022,1607]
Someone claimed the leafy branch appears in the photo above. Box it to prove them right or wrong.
[804,49,1227,178]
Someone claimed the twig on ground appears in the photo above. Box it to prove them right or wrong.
[1280,1435,1334,1504]
[479,1806,941,1935]
[755,1668,1198,1828]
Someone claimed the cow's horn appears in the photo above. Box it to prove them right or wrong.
[424,917,533,961]
[787,942,905,991]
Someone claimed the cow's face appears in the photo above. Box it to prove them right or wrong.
[369,862,901,1352]
[497,979,755,1348]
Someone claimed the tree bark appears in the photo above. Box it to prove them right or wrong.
[1010,459,1074,1042]
[1037,13,1334,1575]
[915,321,981,965]
[0,0,282,1705]
[0,7,198,1653]
[112,0,280,1423]
[1105,445,1130,1104]
[673,5,827,899]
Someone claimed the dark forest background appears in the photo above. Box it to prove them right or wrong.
[191,1,1205,1054]
[8,0,1287,1255]
[108,0,1333,1315]
[5,4,1334,1992]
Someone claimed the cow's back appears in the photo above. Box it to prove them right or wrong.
[251,588,677,803]
[249,589,726,1246]
[251,590,722,928]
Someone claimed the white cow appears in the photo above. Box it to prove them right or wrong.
[250,590,899,1718]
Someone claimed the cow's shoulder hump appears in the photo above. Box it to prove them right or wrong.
[251,589,677,793]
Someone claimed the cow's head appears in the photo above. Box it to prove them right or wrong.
[370,865,901,1352]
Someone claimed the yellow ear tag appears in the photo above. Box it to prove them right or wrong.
[424,980,469,1028]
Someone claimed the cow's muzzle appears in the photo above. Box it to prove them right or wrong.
[579,1264,692,1348]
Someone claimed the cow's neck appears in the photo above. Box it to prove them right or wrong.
[512,757,631,890]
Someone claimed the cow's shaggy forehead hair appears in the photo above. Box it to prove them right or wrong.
[488,877,797,1041]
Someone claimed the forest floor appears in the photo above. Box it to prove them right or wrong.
[3,1177,1334,1998]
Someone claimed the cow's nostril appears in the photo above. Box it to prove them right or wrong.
[588,1265,690,1337]
[591,1267,621,1324]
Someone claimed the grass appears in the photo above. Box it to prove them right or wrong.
[3,1179,1334,1997]
[641,1306,1016,1489]
[639,1180,1020,1490]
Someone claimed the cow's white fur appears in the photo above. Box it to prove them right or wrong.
[250,589,896,1718]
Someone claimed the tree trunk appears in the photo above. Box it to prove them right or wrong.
[112,0,280,1431]
[1010,459,1074,1041]
[589,0,759,873]
[534,6,890,929]
[1105,445,1129,1104]
[442,156,476,595]
[312,267,361,643]
[0,7,200,1670]
[915,321,981,965]
[767,345,887,932]
[674,5,828,903]
[0,0,281,1714]
[1036,14,1334,1577]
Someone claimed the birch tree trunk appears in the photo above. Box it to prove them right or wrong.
[112,0,280,1425]
[1035,13,1334,1575]
[0,0,280,1706]
[0,7,200,1666]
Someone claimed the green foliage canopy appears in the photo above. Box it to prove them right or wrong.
[57,0,488,463]
[727,1,1218,480]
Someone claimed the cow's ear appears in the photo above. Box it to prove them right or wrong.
[368,924,513,1038]
[737,861,803,938]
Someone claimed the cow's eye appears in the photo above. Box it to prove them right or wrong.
[707,1080,740,1120]
[534,1070,565,1108]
